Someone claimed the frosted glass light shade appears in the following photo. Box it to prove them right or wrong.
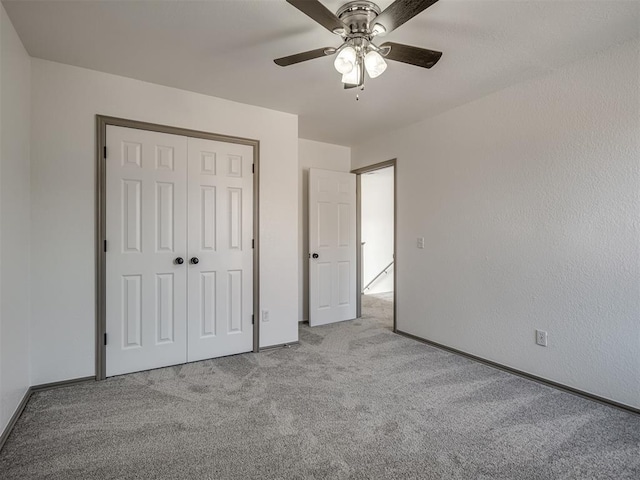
[334,46,356,75]
[341,61,361,85]
[364,50,387,78]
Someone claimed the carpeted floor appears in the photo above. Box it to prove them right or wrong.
[1,293,639,479]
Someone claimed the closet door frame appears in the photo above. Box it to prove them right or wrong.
[95,115,260,381]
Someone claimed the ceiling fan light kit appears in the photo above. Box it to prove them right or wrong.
[334,36,388,86]
[275,0,443,92]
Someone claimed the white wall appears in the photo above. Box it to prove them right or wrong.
[352,40,640,409]
[0,4,31,433]
[30,59,299,384]
[298,139,350,321]
[361,167,394,294]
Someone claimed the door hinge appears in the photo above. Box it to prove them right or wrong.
[252,314,254,325]
[104,240,107,252]
[103,146,107,159]
[252,164,255,174]
[104,333,107,346]
[252,239,255,249]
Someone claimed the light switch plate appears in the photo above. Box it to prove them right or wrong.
[536,329,548,347]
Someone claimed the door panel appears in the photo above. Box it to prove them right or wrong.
[156,182,175,252]
[200,271,217,336]
[309,168,356,326]
[122,275,142,347]
[187,138,254,362]
[156,273,175,343]
[200,186,217,250]
[106,126,188,376]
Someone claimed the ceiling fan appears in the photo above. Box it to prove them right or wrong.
[274,0,442,90]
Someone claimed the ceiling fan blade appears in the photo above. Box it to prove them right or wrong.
[374,0,439,34]
[274,47,335,67]
[381,42,442,69]
[286,0,346,33]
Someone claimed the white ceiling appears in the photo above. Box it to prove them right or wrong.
[3,0,639,146]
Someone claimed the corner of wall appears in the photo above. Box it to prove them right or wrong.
[0,2,32,434]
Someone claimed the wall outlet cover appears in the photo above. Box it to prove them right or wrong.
[536,329,548,347]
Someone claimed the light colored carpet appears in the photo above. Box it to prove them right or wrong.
[1,293,639,479]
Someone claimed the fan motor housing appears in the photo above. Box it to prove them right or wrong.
[337,1,381,36]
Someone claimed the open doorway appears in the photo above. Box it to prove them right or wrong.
[353,160,396,331]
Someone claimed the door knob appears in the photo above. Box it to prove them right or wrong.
[190,257,200,265]
[312,253,319,259]
[174,257,184,265]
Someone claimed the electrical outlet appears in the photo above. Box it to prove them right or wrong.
[262,310,270,322]
[417,237,425,249]
[536,329,548,347]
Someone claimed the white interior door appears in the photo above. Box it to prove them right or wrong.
[186,137,254,362]
[105,126,255,377]
[105,126,188,376]
[309,168,357,326]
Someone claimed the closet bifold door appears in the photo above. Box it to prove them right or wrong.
[105,126,188,377]
[186,137,254,362]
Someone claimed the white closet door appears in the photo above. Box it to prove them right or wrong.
[186,137,254,362]
[309,168,356,326]
[105,126,188,377]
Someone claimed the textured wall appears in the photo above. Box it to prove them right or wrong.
[0,5,31,433]
[30,59,299,384]
[298,139,351,321]
[352,40,640,408]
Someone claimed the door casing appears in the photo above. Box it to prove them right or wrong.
[96,115,260,380]
[352,159,397,332]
